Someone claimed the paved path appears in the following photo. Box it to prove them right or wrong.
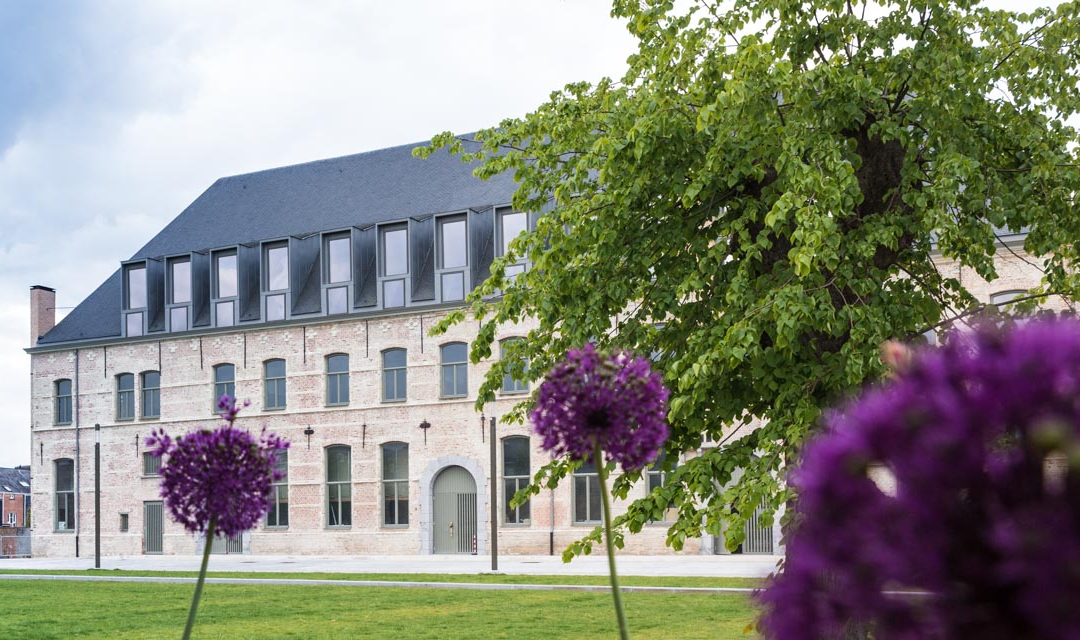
[0,553,781,578]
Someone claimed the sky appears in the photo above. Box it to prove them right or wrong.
[0,0,638,467]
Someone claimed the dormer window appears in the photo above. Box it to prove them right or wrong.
[324,233,350,315]
[124,263,147,337]
[213,250,238,327]
[380,225,408,308]
[437,215,467,302]
[264,242,289,322]
[168,257,191,332]
[497,208,528,281]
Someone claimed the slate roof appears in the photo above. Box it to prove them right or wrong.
[37,138,519,346]
[0,467,30,495]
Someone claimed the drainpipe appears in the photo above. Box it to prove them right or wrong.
[74,349,80,558]
[549,488,555,556]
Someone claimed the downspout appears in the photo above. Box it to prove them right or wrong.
[74,348,80,557]
[549,488,555,556]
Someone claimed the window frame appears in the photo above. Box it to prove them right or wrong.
[123,262,148,337]
[381,348,407,403]
[263,240,290,322]
[54,458,74,532]
[167,255,192,333]
[140,371,160,419]
[378,223,409,308]
[647,453,678,524]
[116,373,135,421]
[381,442,409,528]
[439,342,468,399]
[436,214,469,303]
[325,445,352,528]
[212,249,238,327]
[142,451,162,477]
[266,449,289,528]
[496,207,529,282]
[502,436,531,525]
[325,353,350,407]
[323,232,352,315]
[54,379,73,425]
[263,359,287,411]
[212,363,236,413]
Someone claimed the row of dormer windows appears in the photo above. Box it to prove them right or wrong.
[50,339,527,424]
[122,208,529,336]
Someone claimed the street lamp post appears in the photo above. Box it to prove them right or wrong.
[489,415,498,572]
[94,423,101,569]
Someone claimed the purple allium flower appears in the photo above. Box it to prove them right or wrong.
[758,319,1080,640]
[530,344,669,471]
[146,396,288,538]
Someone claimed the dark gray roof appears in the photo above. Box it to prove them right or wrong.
[38,138,518,346]
[0,467,30,494]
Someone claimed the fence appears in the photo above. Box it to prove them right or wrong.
[0,528,31,558]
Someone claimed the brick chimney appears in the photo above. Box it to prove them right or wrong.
[30,285,56,347]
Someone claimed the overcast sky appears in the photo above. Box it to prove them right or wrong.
[0,1,637,467]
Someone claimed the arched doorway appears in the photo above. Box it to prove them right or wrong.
[432,466,477,554]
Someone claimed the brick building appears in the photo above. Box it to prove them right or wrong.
[0,466,31,528]
[25,141,1051,559]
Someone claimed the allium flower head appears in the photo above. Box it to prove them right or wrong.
[759,319,1080,640]
[146,397,288,538]
[530,344,669,471]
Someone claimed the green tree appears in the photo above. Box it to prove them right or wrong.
[419,0,1080,553]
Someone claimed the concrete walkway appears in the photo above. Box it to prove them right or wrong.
[0,553,782,578]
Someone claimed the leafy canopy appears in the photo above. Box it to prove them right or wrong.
[419,0,1080,553]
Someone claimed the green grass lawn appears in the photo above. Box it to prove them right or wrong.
[0,578,760,639]
[0,569,762,589]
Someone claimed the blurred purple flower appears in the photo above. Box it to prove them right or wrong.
[758,319,1080,640]
[531,344,669,471]
[146,396,288,538]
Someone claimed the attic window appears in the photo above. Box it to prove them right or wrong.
[19,481,28,488]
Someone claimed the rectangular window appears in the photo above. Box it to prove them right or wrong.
[498,210,528,256]
[440,343,468,398]
[215,301,235,327]
[326,446,351,527]
[382,443,409,526]
[116,373,135,421]
[574,460,601,524]
[143,452,161,476]
[264,359,286,410]
[267,450,289,528]
[169,307,189,332]
[503,437,531,525]
[126,312,144,337]
[265,243,289,291]
[326,235,351,284]
[55,459,74,531]
[55,380,73,425]
[439,217,467,268]
[326,354,350,406]
[170,259,191,304]
[215,252,238,298]
[383,279,405,308]
[381,226,408,276]
[141,371,160,419]
[647,454,677,522]
[504,263,526,281]
[441,272,465,302]
[265,294,286,322]
[382,349,407,402]
[8,513,14,525]
[327,286,348,315]
[126,265,147,309]
[119,513,129,532]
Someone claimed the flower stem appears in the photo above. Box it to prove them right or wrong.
[595,443,630,640]
[182,516,216,640]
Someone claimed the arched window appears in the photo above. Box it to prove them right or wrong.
[500,339,528,394]
[382,442,409,526]
[266,450,289,528]
[502,436,531,524]
[326,354,350,406]
[326,445,351,527]
[264,359,286,410]
[382,349,407,402]
[141,371,160,419]
[440,342,468,398]
[213,364,235,412]
[54,459,74,531]
[54,379,72,425]
[116,373,135,421]
[573,460,601,524]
